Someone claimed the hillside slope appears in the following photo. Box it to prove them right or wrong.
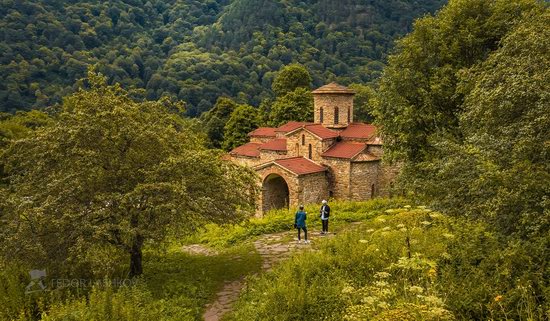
[0,0,445,114]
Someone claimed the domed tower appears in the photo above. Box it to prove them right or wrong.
[312,83,355,129]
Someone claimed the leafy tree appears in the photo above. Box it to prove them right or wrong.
[373,0,543,162]
[349,83,376,123]
[271,64,312,96]
[0,72,257,277]
[201,97,238,149]
[269,87,313,127]
[419,8,549,238]
[222,104,260,151]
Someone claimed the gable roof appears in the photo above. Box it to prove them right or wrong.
[275,121,311,133]
[340,123,378,140]
[352,152,381,162]
[255,157,326,176]
[249,127,276,137]
[322,142,367,159]
[285,123,339,140]
[275,157,326,175]
[229,142,261,158]
[259,138,287,151]
[312,82,355,95]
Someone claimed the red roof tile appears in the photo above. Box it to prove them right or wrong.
[229,142,261,157]
[260,138,287,151]
[312,82,355,94]
[304,124,339,139]
[322,142,367,159]
[275,157,326,175]
[352,152,380,162]
[340,123,378,139]
[275,121,311,133]
[249,127,276,137]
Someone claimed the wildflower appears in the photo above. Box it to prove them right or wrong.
[404,205,411,208]
[416,205,427,209]
[428,267,437,277]
[428,212,441,219]
[421,221,431,226]
[374,271,391,279]
[366,229,375,233]
[341,285,355,294]
[408,285,424,294]
[359,239,368,244]
[494,295,503,302]
[362,296,376,305]
[382,227,391,231]
[377,218,387,223]
[399,228,407,232]
[396,224,405,228]
[442,233,455,239]
[377,301,389,309]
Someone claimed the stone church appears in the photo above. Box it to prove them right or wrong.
[227,83,399,214]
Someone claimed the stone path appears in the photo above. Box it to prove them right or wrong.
[197,222,373,321]
[201,230,334,321]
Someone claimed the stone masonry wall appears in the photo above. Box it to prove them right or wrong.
[320,157,351,199]
[313,94,354,129]
[286,129,325,162]
[229,155,261,168]
[297,172,329,206]
[250,136,275,144]
[350,161,380,200]
[377,161,402,197]
[259,150,287,163]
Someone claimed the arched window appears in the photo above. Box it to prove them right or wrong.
[334,107,339,124]
[371,184,375,199]
[301,134,305,145]
[320,107,324,123]
[347,106,351,123]
[295,143,300,156]
[308,144,312,159]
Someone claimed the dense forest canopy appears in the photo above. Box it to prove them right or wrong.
[0,0,445,115]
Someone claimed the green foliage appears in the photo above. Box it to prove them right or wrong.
[0,0,445,114]
[373,0,543,162]
[222,104,260,151]
[385,4,550,239]
[269,87,314,127]
[200,97,238,148]
[271,64,312,96]
[0,244,260,321]
[0,71,257,278]
[348,83,376,123]
[227,207,549,320]
[186,198,409,248]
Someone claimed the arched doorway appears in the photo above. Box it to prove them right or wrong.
[262,173,290,213]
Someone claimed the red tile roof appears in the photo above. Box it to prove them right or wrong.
[312,82,355,94]
[284,123,339,140]
[340,123,377,139]
[322,142,367,159]
[275,157,326,175]
[260,138,287,151]
[304,124,339,139]
[249,127,276,137]
[353,152,380,162]
[229,142,261,157]
[275,121,311,133]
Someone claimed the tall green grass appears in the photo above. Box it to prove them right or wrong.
[184,198,410,248]
[226,206,549,320]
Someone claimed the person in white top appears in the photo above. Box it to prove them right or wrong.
[320,200,330,235]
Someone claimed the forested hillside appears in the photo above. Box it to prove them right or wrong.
[0,0,445,115]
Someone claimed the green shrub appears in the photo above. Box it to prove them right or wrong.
[226,207,549,320]
[187,198,410,248]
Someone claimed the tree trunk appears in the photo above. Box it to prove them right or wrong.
[129,235,143,277]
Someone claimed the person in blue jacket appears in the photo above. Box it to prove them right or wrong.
[295,205,309,244]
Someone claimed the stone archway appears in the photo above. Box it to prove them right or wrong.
[262,173,290,213]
